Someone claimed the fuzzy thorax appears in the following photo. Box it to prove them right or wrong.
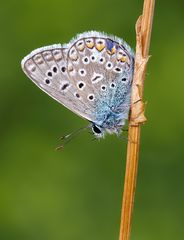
[91,110,128,138]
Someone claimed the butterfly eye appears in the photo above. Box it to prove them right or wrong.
[92,125,102,135]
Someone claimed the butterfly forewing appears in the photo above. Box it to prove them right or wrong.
[21,45,95,121]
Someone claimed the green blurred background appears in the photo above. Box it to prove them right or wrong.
[0,0,184,239]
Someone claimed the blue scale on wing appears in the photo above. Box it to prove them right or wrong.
[106,39,119,52]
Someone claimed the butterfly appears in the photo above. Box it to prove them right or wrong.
[21,31,134,139]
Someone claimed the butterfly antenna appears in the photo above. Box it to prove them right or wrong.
[55,125,91,150]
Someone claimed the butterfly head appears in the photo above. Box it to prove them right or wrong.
[91,121,123,138]
[91,124,105,138]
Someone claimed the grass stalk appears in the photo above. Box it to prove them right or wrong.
[119,0,155,239]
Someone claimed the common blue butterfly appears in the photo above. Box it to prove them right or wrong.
[21,31,134,138]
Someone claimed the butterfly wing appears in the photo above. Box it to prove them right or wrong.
[65,31,134,126]
[21,44,95,121]
[21,31,134,129]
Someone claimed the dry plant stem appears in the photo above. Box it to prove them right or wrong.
[119,0,155,240]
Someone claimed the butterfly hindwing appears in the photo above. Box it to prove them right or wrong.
[66,31,134,125]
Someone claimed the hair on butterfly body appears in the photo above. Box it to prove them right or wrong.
[21,31,134,141]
